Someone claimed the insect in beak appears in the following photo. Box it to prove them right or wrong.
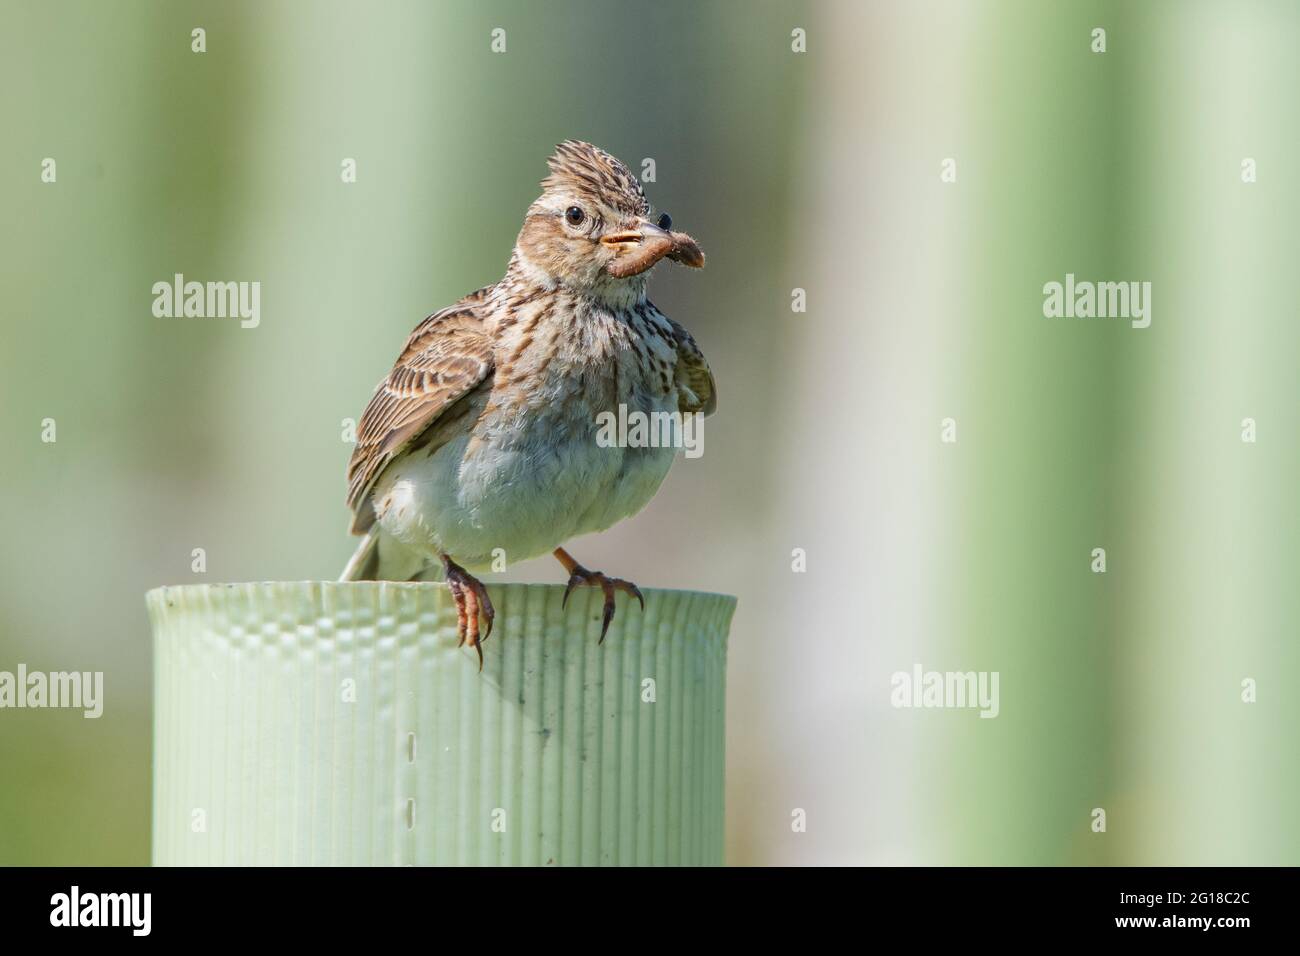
[602,219,705,277]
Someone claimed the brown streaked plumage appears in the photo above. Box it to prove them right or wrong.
[345,288,494,532]
[341,141,715,669]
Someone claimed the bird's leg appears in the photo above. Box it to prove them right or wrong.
[440,554,494,670]
[553,547,644,644]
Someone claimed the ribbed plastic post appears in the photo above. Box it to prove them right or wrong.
[147,581,734,865]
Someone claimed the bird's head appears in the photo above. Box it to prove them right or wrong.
[512,141,704,300]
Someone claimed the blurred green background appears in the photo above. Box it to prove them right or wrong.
[1,0,1296,865]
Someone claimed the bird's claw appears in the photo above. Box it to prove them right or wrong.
[442,557,494,670]
[561,564,644,644]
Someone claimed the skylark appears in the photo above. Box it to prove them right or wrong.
[341,141,715,667]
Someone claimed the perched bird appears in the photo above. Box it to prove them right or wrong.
[341,141,715,667]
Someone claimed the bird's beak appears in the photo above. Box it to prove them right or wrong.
[602,220,706,278]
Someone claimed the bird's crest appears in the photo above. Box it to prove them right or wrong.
[542,140,650,217]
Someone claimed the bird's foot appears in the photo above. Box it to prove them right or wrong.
[441,555,494,670]
[555,550,644,644]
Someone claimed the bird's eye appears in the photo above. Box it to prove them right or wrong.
[564,206,585,226]
[657,212,672,231]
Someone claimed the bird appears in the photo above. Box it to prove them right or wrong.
[340,141,715,668]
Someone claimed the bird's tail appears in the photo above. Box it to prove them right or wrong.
[339,529,381,581]
[339,528,436,582]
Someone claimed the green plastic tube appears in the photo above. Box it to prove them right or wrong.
[147,581,735,865]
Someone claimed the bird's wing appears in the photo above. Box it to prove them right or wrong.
[346,289,495,532]
[666,317,717,416]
